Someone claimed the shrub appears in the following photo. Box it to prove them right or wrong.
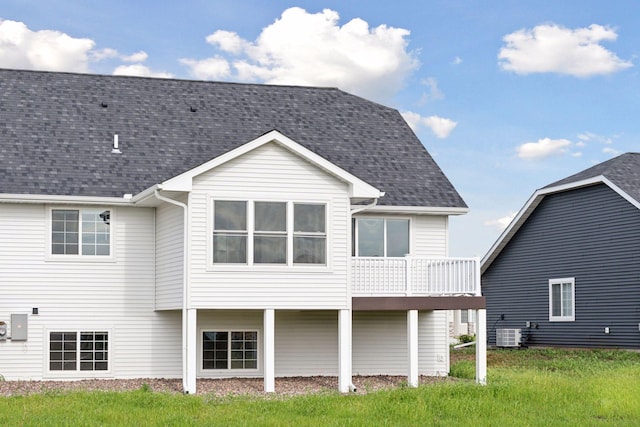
[457,334,476,344]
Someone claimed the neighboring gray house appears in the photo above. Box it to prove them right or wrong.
[482,153,640,348]
[0,69,486,393]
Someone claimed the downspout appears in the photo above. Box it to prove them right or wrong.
[153,189,190,393]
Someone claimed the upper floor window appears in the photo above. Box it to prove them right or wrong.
[51,209,111,256]
[354,218,409,257]
[213,200,326,266]
[549,278,575,322]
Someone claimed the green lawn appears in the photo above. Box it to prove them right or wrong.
[1,348,639,426]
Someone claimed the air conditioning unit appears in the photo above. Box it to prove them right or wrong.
[496,328,522,347]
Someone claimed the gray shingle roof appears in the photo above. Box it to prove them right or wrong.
[545,152,640,204]
[0,68,466,208]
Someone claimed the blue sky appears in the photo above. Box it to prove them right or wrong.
[2,0,639,256]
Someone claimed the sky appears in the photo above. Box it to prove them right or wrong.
[1,0,639,257]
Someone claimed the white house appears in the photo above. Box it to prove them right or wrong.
[0,69,486,393]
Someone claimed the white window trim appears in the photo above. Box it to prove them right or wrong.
[353,216,412,257]
[549,277,575,322]
[208,197,331,271]
[44,328,113,378]
[45,206,116,262]
[199,329,260,373]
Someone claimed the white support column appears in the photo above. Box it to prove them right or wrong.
[475,309,487,385]
[184,308,197,394]
[264,309,275,393]
[407,309,419,387]
[338,309,352,393]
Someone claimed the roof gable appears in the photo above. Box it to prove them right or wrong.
[0,68,466,209]
[482,154,640,273]
[160,130,381,199]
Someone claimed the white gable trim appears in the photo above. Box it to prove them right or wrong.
[160,130,382,199]
[359,206,469,216]
[481,175,640,273]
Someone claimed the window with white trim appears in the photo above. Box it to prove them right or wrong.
[202,331,258,370]
[549,278,575,322]
[49,331,109,371]
[354,218,410,257]
[51,209,111,256]
[212,200,326,265]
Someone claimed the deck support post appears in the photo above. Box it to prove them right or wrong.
[264,309,275,393]
[475,308,487,385]
[407,309,419,387]
[184,308,197,394]
[338,309,352,393]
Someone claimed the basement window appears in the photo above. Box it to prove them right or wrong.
[202,331,258,370]
[49,331,109,371]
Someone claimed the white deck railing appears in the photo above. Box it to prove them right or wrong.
[351,256,480,296]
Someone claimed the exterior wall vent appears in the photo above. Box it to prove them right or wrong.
[496,328,521,347]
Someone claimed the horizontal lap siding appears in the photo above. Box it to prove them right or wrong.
[155,201,184,310]
[189,143,350,310]
[0,204,182,380]
[275,311,338,376]
[413,215,447,257]
[352,311,446,375]
[483,184,640,348]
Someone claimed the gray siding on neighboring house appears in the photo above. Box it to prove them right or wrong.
[483,183,640,348]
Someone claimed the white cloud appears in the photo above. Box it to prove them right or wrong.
[401,111,457,138]
[112,64,173,78]
[499,24,632,77]
[91,48,119,61]
[484,211,517,231]
[122,51,148,63]
[517,137,573,160]
[419,77,444,103]
[182,7,418,102]
[452,56,462,65]
[603,147,620,156]
[0,19,95,72]
[179,57,230,80]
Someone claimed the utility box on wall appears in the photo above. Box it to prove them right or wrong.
[11,313,28,341]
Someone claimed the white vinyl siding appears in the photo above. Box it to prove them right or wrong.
[412,215,448,257]
[155,200,184,310]
[190,142,350,310]
[352,311,448,376]
[275,311,338,376]
[0,203,182,380]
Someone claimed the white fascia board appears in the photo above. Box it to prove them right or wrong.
[480,175,638,273]
[160,130,382,199]
[0,193,134,206]
[356,205,469,216]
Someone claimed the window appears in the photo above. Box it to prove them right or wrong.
[294,203,326,264]
[461,309,475,324]
[202,331,257,370]
[213,201,247,263]
[49,331,109,371]
[549,278,575,322]
[354,218,409,257]
[51,209,111,256]
[213,200,326,266]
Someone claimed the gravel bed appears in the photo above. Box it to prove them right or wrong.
[0,375,451,397]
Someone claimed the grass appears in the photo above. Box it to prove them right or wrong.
[1,348,639,426]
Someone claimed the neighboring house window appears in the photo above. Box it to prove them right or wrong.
[549,278,575,322]
[213,200,326,265]
[49,331,109,371]
[51,209,111,256]
[354,218,410,257]
[202,331,258,370]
